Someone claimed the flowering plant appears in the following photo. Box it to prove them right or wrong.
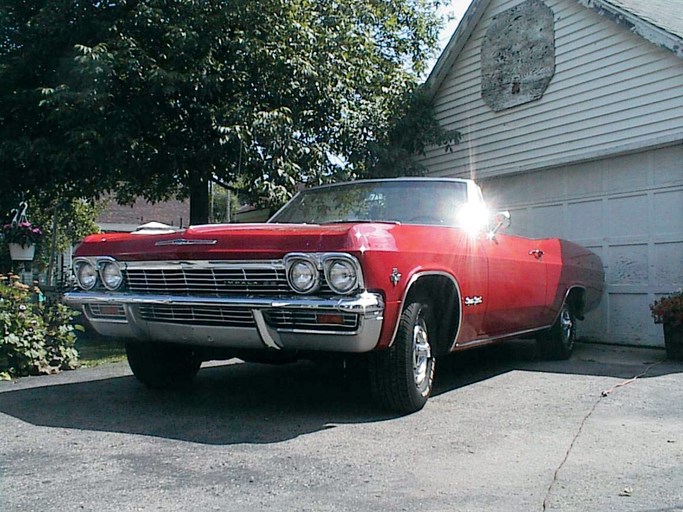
[650,290,683,327]
[1,273,80,378]
[2,221,43,247]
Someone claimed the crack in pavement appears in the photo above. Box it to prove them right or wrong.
[541,360,664,511]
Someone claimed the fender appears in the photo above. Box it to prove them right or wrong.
[387,270,463,354]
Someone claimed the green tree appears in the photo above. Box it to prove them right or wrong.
[1,0,457,223]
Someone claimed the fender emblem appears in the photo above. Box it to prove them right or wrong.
[464,296,483,306]
[155,239,218,246]
[390,268,402,286]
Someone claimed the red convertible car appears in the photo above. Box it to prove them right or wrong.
[64,178,604,413]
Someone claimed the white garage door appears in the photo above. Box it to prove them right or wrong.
[481,144,683,347]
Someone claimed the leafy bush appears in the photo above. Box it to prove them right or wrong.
[0,274,80,379]
[650,289,683,327]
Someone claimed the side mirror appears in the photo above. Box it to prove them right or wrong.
[488,211,511,239]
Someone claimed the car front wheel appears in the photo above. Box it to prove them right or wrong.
[126,342,202,388]
[369,298,435,413]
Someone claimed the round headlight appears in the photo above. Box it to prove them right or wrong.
[76,261,98,290]
[325,259,358,294]
[100,261,123,290]
[287,259,319,294]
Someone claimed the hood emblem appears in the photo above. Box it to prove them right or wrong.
[155,239,218,247]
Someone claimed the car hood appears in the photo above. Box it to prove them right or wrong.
[74,222,399,260]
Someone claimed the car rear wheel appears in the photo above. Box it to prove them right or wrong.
[126,342,202,388]
[537,303,576,360]
[369,298,435,413]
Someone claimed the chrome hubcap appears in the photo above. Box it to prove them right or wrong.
[413,319,431,387]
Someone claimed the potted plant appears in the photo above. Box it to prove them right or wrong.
[2,220,43,261]
[650,290,683,361]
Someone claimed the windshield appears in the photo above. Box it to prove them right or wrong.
[269,180,469,226]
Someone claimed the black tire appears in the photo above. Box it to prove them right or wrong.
[369,299,435,413]
[537,303,576,360]
[126,342,201,389]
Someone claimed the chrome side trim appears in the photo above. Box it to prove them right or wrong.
[456,325,553,348]
[387,271,462,352]
[154,239,217,246]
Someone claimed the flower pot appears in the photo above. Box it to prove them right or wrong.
[8,243,35,261]
[663,322,683,361]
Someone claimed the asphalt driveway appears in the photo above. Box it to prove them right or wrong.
[1,341,682,512]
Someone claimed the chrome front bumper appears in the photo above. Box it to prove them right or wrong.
[63,291,385,353]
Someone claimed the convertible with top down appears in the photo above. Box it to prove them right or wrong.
[64,178,604,413]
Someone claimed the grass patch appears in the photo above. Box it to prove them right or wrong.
[75,336,127,367]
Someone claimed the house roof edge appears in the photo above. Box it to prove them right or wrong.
[577,0,683,59]
[425,0,682,102]
[424,0,492,100]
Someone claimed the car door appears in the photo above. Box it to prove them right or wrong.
[481,232,548,336]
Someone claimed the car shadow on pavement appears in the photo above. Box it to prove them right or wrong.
[0,341,679,445]
[433,340,681,395]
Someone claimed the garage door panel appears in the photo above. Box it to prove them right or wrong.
[653,190,683,234]
[567,200,603,241]
[608,244,649,285]
[609,294,658,343]
[565,160,605,197]
[607,195,649,237]
[606,153,650,191]
[653,145,683,186]
[581,305,605,340]
[532,204,564,238]
[528,168,565,203]
[655,242,683,287]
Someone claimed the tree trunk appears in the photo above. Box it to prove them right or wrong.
[189,170,210,225]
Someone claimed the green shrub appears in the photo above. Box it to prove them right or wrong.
[0,274,80,379]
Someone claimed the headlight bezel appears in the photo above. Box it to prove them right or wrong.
[322,254,363,295]
[284,253,321,294]
[73,257,125,291]
[284,252,364,295]
[98,258,124,291]
[74,259,99,291]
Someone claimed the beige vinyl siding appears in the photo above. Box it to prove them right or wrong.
[419,0,683,178]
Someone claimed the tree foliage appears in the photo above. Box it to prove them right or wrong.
[1,0,457,221]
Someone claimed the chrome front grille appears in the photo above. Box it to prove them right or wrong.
[263,310,358,332]
[138,304,255,327]
[124,262,289,295]
[136,305,357,331]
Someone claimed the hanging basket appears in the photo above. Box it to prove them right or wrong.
[8,243,36,261]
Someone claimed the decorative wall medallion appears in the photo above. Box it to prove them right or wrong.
[481,0,555,111]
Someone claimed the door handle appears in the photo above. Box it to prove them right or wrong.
[529,249,544,259]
